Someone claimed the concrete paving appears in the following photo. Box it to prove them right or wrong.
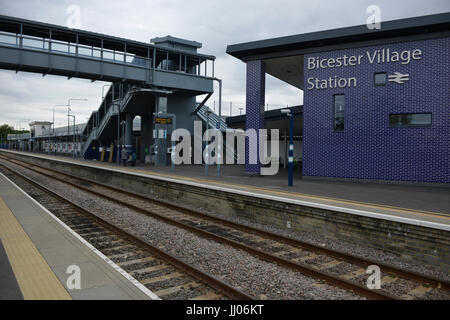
[0,172,151,300]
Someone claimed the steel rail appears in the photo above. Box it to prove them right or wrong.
[0,156,399,300]
[3,154,448,292]
[0,161,255,300]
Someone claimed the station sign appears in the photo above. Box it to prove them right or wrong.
[155,117,173,124]
[306,47,422,90]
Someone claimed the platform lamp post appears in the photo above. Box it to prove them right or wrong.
[109,83,124,166]
[67,98,87,135]
[67,114,76,159]
[116,103,121,166]
[18,120,30,151]
[213,77,222,177]
[281,108,294,187]
[111,84,123,166]
[205,109,211,176]
[53,99,86,155]
[52,104,67,155]
[120,120,126,165]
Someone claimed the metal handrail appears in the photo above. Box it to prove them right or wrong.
[0,31,214,77]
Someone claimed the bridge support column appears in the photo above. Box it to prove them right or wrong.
[125,113,133,147]
[245,60,265,175]
[141,114,153,163]
[156,96,168,113]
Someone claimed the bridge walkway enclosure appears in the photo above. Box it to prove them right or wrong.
[0,15,218,162]
[0,15,215,92]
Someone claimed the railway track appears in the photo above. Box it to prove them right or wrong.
[1,154,449,300]
[0,160,254,300]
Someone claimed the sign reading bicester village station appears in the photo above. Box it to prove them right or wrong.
[306,48,422,89]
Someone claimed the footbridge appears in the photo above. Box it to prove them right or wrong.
[0,15,215,94]
[0,15,222,163]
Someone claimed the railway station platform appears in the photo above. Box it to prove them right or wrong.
[1,149,449,273]
[2,150,448,227]
[133,164,450,226]
[0,171,153,300]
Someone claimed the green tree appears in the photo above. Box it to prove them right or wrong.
[0,124,15,135]
[0,124,29,145]
[0,124,14,145]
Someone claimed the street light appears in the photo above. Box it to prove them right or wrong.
[52,105,68,134]
[281,108,294,187]
[67,98,87,134]
[16,119,30,151]
[52,99,86,153]
[204,109,212,176]
[17,119,30,132]
[213,78,223,178]
[52,105,68,155]
[120,120,126,166]
[68,114,76,158]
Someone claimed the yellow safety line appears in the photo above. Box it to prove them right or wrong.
[0,197,71,300]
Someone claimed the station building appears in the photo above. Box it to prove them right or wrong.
[7,121,86,155]
[227,13,450,184]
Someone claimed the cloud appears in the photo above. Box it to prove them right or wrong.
[0,0,449,125]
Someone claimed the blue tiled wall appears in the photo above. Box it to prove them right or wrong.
[245,60,265,174]
[303,37,449,183]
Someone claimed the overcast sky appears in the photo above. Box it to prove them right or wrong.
[0,0,449,129]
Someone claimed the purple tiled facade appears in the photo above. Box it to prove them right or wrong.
[303,37,449,183]
[245,60,265,174]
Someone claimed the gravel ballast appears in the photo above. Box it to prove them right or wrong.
[2,161,363,300]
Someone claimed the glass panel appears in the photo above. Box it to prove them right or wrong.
[92,48,101,58]
[52,41,69,53]
[374,73,386,86]
[186,56,199,74]
[114,52,124,62]
[125,54,135,64]
[78,46,92,57]
[22,37,44,50]
[0,33,19,46]
[103,50,114,61]
[390,113,432,127]
[69,44,76,55]
[334,94,345,131]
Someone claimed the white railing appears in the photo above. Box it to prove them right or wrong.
[0,31,215,77]
[0,31,152,69]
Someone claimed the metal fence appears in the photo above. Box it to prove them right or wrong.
[209,101,293,117]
